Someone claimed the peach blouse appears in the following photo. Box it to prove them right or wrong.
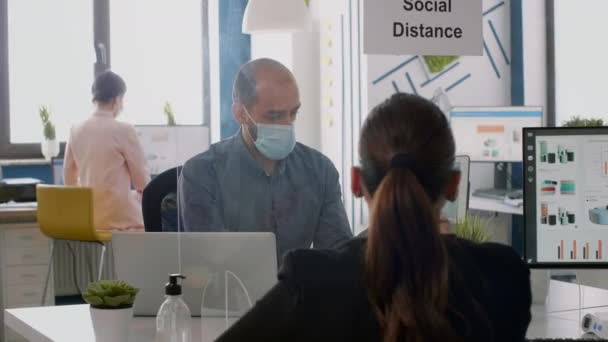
[63,110,149,231]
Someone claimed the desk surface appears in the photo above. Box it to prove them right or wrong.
[469,195,523,215]
[0,202,37,224]
[0,159,49,167]
[4,303,602,341]
[5,304,230,342]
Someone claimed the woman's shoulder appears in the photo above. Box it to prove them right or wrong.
[444,236,531,299]
[110,119,137,133]
[283,238,365,266]
[280,238,365,285]
[445,236,526,270]
[444,238,532,339]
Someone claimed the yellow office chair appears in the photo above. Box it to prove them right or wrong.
[36,185,111,305]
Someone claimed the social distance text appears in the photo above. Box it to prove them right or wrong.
[393,0,463,39]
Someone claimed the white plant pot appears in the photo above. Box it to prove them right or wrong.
[41,139,59,161]
[90,306,133,342]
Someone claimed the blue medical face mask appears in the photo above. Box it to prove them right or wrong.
[243,106,296,161]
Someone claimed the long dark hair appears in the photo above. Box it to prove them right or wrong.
[361,93,459,342]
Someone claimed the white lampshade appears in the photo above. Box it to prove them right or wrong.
[242,0,312,34]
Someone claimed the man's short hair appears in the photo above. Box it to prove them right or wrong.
[232,58,293,108]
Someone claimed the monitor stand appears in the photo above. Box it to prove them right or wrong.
[473,162,522,200]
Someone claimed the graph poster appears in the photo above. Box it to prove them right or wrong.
[450,107,543,162]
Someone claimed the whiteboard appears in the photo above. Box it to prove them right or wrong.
[134,126,210,175]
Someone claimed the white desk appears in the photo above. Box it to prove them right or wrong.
[4,303,606,341]
[469,195,523,215]
[5,305,231,342]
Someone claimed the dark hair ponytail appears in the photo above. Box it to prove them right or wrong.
[366,167,459,342]
[360,93,460,342]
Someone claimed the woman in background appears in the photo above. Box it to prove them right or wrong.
[216,93,531,342]
[64,70,149,231]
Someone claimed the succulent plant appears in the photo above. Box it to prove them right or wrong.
[39,106,56,141]
[83,280,139,309]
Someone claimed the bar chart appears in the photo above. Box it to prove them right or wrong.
[557,240,603,260]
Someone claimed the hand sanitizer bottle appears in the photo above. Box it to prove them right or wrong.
[156,274,192,342]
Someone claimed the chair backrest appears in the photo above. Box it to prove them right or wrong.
[142,166,182,232]
[36,185,99,241]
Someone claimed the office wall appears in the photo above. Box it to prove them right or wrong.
[318,0,519,233]
[366,4,512,109]
[250,0,322,151]
[522,1,547,112]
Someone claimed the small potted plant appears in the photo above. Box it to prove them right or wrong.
[453,215,492,243]
[83,280,139,342]
[38,106,58,161]
[164,101,177,126]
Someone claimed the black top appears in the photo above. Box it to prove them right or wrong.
[217,235,532,342]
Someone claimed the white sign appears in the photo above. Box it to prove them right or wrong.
[364,0,483,55]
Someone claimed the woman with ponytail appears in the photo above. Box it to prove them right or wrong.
[217,93,532,342]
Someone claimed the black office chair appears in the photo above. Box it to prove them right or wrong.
[142,166,182,232]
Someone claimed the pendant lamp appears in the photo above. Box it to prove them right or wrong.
[242,0,312,34]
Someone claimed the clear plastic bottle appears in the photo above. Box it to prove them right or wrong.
[156,274,192,342]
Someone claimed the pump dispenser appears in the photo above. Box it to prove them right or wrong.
[156,274,192,342]
[166,274,184,295]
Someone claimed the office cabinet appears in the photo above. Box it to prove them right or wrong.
[0,217,54,342]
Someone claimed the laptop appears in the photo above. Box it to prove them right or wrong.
[441,155,470,223]
[113,232,277,317]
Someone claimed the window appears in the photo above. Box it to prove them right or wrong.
[0,0,208,157]
[7,0,94,144]
[553,0,608,126]
[110,0,204,126]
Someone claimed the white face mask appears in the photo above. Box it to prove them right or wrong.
[243,106,296,160]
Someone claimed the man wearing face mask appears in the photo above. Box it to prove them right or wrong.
[178,58,353,258]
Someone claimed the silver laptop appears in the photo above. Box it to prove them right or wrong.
[113,232,278,317]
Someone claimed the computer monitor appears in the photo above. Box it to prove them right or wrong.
[441,155,470,223]
[134,125,210,175]
[450,107,543,162]
[524,127,608,268]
